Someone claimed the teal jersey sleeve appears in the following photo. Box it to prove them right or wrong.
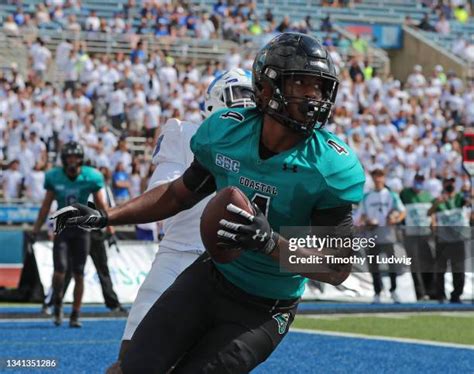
[83,166,105,193]
[314,131,366,209]
[44,169,57,191]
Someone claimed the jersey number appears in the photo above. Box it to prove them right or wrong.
[327,139,348,155]
[251,193,271,217]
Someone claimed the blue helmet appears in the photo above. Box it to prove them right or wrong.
[203,68,256,118]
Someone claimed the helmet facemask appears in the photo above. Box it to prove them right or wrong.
[260,67,338,136]
[222,84,256,109]
[61,142,84,178]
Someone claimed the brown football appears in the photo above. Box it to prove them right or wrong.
[200,186,254,263]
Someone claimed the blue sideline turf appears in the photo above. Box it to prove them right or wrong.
[0,319,472,373]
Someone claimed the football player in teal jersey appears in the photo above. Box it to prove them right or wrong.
[33,141,110,328]
[53,33,365,373]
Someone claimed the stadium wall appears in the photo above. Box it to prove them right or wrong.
[389,25,466,82]
[0,231,24,288]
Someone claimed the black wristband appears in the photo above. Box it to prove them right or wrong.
[262,230,279,255]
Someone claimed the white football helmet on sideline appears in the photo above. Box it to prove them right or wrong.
[202,68,256,118]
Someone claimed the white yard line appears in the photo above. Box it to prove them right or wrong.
[302,311,474,318]
[290,328,474,350]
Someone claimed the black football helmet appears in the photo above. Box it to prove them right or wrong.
[61,141,84,168]
[252,32,339,135]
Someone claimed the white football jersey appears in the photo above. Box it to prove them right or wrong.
[147,118,211,253]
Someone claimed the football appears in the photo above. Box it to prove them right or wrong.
[200,186,255,263]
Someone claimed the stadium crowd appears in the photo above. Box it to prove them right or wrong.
[0,37,472,205]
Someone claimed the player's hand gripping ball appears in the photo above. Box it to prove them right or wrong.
[200,187,279,263]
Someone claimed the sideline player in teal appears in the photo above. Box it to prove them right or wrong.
[33,141,109,327]
[53,33,365,372]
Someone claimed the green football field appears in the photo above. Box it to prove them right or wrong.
[293,313,474,345]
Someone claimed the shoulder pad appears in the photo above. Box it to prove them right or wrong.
[315,131,366,207]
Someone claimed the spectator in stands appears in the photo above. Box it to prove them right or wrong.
[55,40,73,73]
[28,131,47,166]
[11,137,35,177]
[428,176,469,303]
[406,65,427,98]
[107,82,127,131]
[3,15,19,35]
[276,16,290,33]
[13,6,25,26]
[320,15,333,32]
[348,58,364,82]
[2,159,22,202]
[85,10,101,32]
[197,12,216,39]
[66,14,82,32]
[143,97,161,139]
[454,4,469,23]
[110,138,132,173]
[404,15,416,27]
[417,13,436,32]
[359,168,406,303]
[99,18,111,33]
[29,38,52,81]
[435,13,450,34]
[35,3,51,26]
[130,160,142,198]
[98,125,118,155]
[24,161,46,203]
[127,83,147,134]
[110,13,126,34]
[352,34,369,56]
[400,174,435,301]
[130,41,147,63]
[112,161,131,203]
[51,5,65,25]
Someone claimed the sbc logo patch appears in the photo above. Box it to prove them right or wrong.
[272,312,290,335]
[215,153,240,173]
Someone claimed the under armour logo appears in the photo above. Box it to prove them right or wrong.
[282,163,298,172]
[252,229,268,242]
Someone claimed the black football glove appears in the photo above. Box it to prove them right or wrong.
[51,202,108,235]
[106,233,118,248]
[217,203,279,255]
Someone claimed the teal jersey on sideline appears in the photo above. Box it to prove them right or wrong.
[44,166,105,209]
[191,107,365,299]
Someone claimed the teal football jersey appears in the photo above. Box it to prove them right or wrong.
[44,166,105,209]
[191,107,365,299]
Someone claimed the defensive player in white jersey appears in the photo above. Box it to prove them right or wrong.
[108,68,256,370]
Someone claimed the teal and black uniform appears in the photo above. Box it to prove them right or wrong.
[191,107,365,299]
[45,166,104,274]
[122,108,365,373]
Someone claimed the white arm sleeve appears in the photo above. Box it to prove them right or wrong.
[151,118,186,166]
[148,118,189,190]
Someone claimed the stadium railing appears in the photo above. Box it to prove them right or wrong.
[0,30,244,84]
